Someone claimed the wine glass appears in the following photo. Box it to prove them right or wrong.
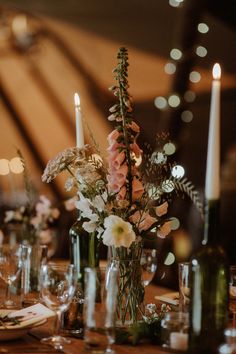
[140,249,157,287]
[229,265,236,327]
[0,244,22,308]
[40,263,77,350]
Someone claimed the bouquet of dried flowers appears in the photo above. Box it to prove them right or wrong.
[42,47,201,325]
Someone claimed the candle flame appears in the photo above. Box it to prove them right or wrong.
[74,93,80,107]
[212,63,221,80]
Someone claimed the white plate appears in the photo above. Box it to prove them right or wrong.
[0,310,46,341]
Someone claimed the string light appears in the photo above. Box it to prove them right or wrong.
[181,110,193,122]
[154,96,168,110]
[196,45,207,58]
[168,94,181,107]
[184,90,196,102]
[0,157,24,175]
[170,48,182,61]
[164,62,176,75]
[189,71,201,83]
[197,23,209,34]
[171,165,185,178]
[163,142,176,155]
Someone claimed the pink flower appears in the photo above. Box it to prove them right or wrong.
[129,121,140,133]
[107,163,128,193]
[117,186,126,200]
[157,221,172,239]
[132,177,144,201]
[107,129,120,145]
[111,151,125,169]
[155,201,168,217]
[107,141,122,152]
[131,142,142,158]
[130,210,156,232]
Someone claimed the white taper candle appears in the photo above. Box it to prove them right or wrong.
[205,63,221,200]
[74,93,84,148]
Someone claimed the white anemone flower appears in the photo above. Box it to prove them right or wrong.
[102,215,136,248]
[82,214,99,233]
[93,192,107,212]
[75,193,94,219]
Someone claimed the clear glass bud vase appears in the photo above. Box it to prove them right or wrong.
[109,243,145,327]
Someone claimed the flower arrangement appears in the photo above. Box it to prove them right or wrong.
[42,47,201,325]
[2,151,60,253]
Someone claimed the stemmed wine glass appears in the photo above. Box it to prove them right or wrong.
[140,249,157,287]
[40,263,77,350]
[0,244,22,308]
[229,265,236,327]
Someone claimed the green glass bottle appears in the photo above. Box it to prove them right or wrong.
[189,199,229,354]
[62,217,99,337]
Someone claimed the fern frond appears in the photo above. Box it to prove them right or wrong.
[172,177,203,218]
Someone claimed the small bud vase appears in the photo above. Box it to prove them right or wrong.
[109,243,145,327]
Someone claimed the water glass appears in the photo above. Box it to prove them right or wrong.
[140,248,157,287]
[161,311,189,351]
[218,328,236,354]
[0,244,23,308]
[40,263,77,350]
[178,262,190,312]
[21,244,48,306]
[84,263,118,354]
[230,265,236,327]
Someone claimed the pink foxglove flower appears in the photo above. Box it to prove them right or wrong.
[157,221,172,239]
[155,201,169,217]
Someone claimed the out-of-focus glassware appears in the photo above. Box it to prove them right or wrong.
[84,262,118,354]
[218,328,236,354]
[140,249,157,287]
[21,244,48,306]
[40,263,77,350]
[178,262,190,312]
[161,311,189,351]
[230,266,236,328]
[0,244,22,308]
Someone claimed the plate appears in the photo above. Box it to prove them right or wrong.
[0,310,46,341]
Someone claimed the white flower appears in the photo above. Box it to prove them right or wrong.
[64,197,77,211]
[4,210,15,223]
[102,215,136,248]
[93,192,107,212]
[65,177,74,191]
[75,193,93,219]
[82,214,99,233]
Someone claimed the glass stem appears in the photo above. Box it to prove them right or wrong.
[54,310,62,336]
[6,280,12,302]
[233,312,236,328]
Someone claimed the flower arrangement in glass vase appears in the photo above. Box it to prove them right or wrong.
[42,47,201,327]
[2,151,60,256]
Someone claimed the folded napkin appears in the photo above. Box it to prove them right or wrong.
[1,304,55,329]
[155,292,179,306]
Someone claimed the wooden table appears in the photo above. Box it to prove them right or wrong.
[0,284,177,354]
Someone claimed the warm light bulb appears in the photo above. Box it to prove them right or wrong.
[74,93,80,107]
[212,63,221,80]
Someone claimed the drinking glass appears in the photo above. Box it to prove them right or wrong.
[40,263,77,350]
[178,262,190,312]
[140,249,157,287]
[0,244,22,308]
[229,265,236,327]
[84,263,118,354]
